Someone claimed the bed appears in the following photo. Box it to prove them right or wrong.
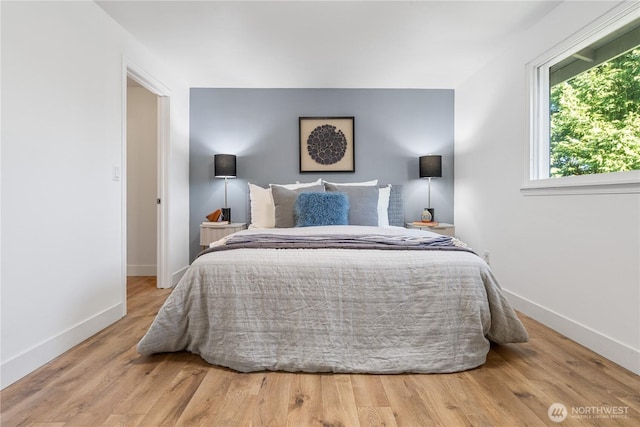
[137,181,528,374]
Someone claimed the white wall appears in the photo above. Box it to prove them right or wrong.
[455,1,639,374]
[127,86,158,276]
[0,1,190,388]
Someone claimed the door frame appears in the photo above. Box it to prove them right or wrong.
[121,58,172,314]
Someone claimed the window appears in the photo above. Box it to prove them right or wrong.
[525,3,640,195]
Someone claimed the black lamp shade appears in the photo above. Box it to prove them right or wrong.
[419,155,442,178]
[214,154,236,178]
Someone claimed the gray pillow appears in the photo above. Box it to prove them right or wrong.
[324,183,379,226]
[271,184,325,228]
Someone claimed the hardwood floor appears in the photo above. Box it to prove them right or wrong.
[1,276,638,426]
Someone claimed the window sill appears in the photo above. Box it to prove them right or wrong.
[521,171,640,196]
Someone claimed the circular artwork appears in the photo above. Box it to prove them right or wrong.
[306,124,347,165]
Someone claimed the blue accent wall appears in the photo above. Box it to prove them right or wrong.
[190,88,454,260]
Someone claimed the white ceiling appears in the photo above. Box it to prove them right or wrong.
[97,0,561,89]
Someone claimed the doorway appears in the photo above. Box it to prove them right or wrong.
[126,78,157,278]
[122,63,171,316]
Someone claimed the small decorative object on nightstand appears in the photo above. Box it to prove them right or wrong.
[200,222,246,249]
[407,221,455,237]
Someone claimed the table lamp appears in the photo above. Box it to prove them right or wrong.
[419,155,442,221]
[214,154,237,222]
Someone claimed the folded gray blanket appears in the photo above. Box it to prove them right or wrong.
[198,232,476,259]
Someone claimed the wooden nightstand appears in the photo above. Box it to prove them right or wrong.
[406,222,456,237]
[200,222,247,249]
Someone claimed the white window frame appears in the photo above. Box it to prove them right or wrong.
[523,2,640,196]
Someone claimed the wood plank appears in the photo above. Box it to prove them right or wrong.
[379,375,436,426]
[251,372,293,427]
[286,373,323,426]
[320,374,361,427]
[350,375,390,408]
[101,414,146,427]
[439,374,496,427]
[111,353,181,416]
[333,374,362,427]
[136,362,208,426]
[62,411,108,427]
[461,351,549,426]
[357,406,398,427]
[203,372,264,426]
[408,374,473,426]
[174,366,236,426]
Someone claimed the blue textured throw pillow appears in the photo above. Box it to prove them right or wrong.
[295,192,349,227]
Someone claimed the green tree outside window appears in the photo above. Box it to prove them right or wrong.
[550,47,640,177]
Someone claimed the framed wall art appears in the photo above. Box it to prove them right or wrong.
[299,116,355,173]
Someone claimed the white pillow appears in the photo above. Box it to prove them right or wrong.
[378,185,392,227]
[249,179,323,228]
[323,179,378,186]
[282,178,322,189]
[248,183,275,228]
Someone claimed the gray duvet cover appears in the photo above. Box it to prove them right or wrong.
[137,226,528,373]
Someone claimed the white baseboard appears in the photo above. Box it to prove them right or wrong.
[505,289,640,375]
[127,264,156,276]
[171,265,189,286]
[0,303,123,389]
